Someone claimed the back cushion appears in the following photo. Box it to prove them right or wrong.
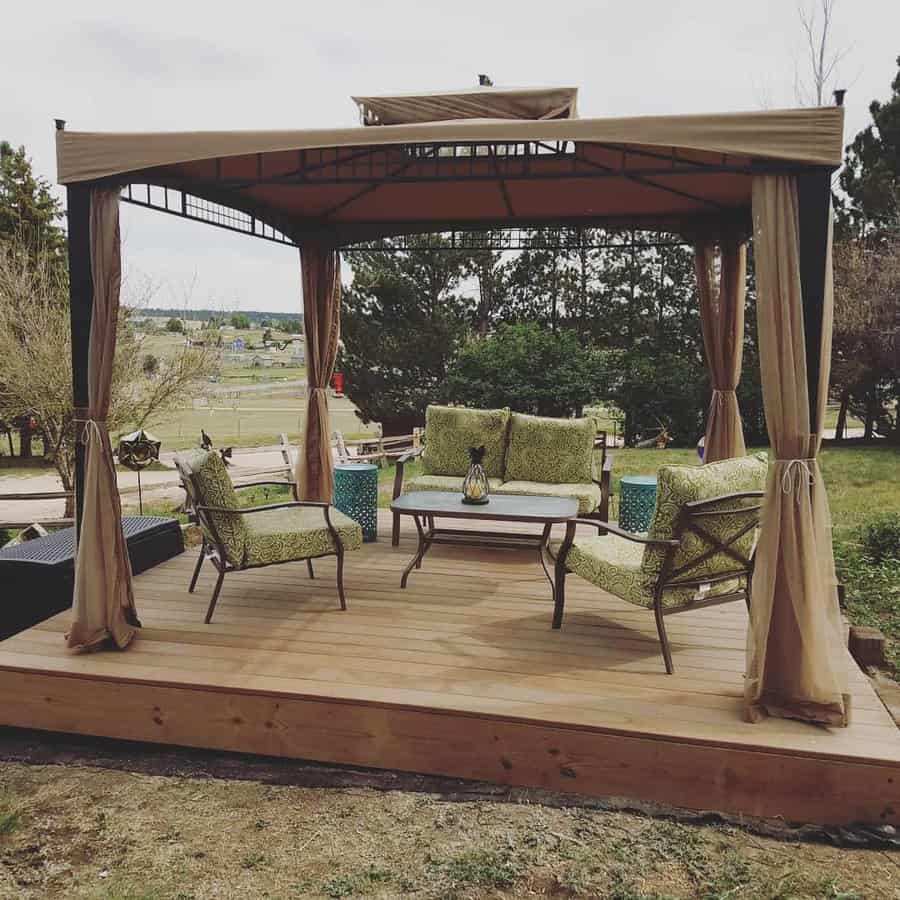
[504,413,596,484]
[640,452,768,583]
[176,449,248,566]
[422,405,510,479]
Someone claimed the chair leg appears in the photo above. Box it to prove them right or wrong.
[188,544,205,593]
[654,605,674,674]
[335,547,347,611]
[392,511,401,547]
[552,565,567,629]
[307,558,315,579]
[204,568,226,624]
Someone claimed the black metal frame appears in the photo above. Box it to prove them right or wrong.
[553,490,764,674]
[344,228,690,253]
[179,473,348,624]
[117,138,790,250]
[397,518,557,601]
[120,183,697,254]
[121,183,295,247]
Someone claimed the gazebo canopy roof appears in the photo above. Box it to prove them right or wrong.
[351,85,580,125]
[56,102,844,243]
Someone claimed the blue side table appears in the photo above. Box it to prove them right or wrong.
[619,475,658,533]
[333,463,378,542]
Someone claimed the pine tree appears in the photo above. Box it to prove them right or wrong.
[0,142,66,270]
[839,57,900,233]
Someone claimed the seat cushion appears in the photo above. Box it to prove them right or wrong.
[504,413,595,484]
[406,474,504,493]
[549,534,745,610]
[421,405,509,479]
[550,534,652,606]
[175,449,248,567]
[493,480,600,515]
[641,453,768,585]
[244,506,362,567]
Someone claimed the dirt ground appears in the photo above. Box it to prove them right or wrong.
[0,732,898,900]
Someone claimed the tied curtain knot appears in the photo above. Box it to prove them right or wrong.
[711,388,735,407]
[777,458,816,497]
[80,418,107,447]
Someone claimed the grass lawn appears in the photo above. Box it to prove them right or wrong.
[0,757,894,899]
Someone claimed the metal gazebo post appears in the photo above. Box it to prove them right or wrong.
[65,174,95,542]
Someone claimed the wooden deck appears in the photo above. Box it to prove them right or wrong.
[1,511,898,826]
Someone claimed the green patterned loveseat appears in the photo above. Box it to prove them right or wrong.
[391,405,612,546]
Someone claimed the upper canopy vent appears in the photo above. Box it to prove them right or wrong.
[351,86,579,126]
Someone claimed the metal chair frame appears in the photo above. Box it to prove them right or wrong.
[180,472,348,624]
[554,490,764,673]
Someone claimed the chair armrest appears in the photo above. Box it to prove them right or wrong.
[555,518,678,571]
[198,500,329,515]
[569,519,681,547]
[393,445,425,500]
[397,445,425,465]
[233,480,294,491]
[570,518,679,547]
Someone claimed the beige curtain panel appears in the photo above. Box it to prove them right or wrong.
[695,237,747,463]
[745,175,847,726]
[67,188,140,651]
[295,243,341,503]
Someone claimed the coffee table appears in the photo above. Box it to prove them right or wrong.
[390,491,578,600]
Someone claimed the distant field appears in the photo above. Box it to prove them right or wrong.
[143,393,378,450]
[132,326,372,449]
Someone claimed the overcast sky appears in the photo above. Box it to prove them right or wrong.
[4,0,898,314]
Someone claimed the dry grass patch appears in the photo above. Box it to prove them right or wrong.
[0,761,896,899]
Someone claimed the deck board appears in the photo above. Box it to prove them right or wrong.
[1,511,898,824]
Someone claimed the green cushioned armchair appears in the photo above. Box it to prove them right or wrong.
[175,450,362,623]
[391,406,612,546]
[551,454,767,674]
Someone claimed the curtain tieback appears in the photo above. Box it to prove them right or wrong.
[777,458,816,497]
[711,388,736,407]
[79,418,107,446]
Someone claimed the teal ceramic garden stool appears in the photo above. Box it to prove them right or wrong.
[618,475,657,532]
[333,463,378,542]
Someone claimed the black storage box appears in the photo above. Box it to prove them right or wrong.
[0,516,183,640]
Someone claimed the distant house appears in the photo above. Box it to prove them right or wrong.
[251,355,274,368]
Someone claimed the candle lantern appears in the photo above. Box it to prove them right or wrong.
[461,445,490,505]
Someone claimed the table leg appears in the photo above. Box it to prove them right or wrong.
[538,522,556,603]
[400,514,428,588]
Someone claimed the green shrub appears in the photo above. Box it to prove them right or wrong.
[860,513,900,563]
[444,323,601,417]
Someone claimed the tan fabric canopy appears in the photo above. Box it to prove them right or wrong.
[56,106,844,186]
[352,86,579,125]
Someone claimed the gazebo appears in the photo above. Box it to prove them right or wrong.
[2,87,896,825]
